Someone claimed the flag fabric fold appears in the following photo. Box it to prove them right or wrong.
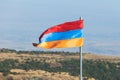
[33,19,84,49]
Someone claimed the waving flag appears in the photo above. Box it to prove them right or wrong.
[33,20,84,49]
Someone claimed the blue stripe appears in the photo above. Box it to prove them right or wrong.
[40,29,83,42]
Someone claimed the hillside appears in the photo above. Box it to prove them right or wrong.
[0,48,120,80]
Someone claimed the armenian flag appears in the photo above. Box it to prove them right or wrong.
[33,19,84,49]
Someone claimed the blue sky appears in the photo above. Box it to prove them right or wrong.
[0,0,120,55]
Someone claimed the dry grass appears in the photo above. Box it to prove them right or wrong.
[0,53,120,62]
[9,69,79,80]
[83,53,120,63]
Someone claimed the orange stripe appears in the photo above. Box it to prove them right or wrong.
[36,38,84,49]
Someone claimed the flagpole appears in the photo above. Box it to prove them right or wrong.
[79,47,83,80]
[79,17,83,80]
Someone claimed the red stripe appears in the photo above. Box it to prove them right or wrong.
[39,20,84,39]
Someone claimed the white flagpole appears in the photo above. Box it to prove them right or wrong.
[79,47,83,80]
[79,17,83,80]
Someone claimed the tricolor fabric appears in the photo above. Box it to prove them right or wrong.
[33,20,84,49]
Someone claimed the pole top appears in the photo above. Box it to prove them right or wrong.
[80,16,83,20]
